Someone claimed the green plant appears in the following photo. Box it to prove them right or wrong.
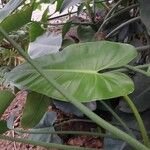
[0,0,150,150]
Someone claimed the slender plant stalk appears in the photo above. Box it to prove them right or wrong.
[104,0,123,19]
[97,0,124,33]
[0,27,149,150]
[123,96,150,147]
[136,45,150,52]
[125,65,150,77]
[109,64,150,73]
[106,16,140,38]
[14,128,108,137]
[97,3,138,32]
[0,134,98,150]
[100,101,134,137]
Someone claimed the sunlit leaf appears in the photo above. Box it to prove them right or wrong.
[6,41,137,102]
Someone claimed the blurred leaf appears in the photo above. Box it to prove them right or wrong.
[0,0,24,22]
[6,41,137,102]
[0,120,8,134]
[0,90,15,118]
[0,5,33,41]
[60,0,82,12]
[54,100,97,116]
[29,22,45,42]
[28,32,62,59]
[77,3,84,15]
[29,112,62,144]
[35,112,57,128]
[138,0,150,35]
[21,92,51,128]
[77,25,95,42]
[62,21,72,38]
[56,0,64,12]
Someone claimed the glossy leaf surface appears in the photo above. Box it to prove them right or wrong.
[6,41,137,102]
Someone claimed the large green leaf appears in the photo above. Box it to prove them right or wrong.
[0,5,33,41]
[0,90,15,118]
[21,92,51,128]
[5,41,137,102]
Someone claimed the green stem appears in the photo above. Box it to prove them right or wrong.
[0,134,98,150]
[97,0,124,33]
[123,96,150,147]
[100,101,134,137]
[125,65,150,77]
[97,3,138,32]
[106,16,140,38]
[0,27,149,150]
[15,128,108,137]
[136,45,150,52]
[109,64,150,73]
[104,0,123,19]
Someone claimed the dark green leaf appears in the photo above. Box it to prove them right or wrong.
[0,5,33,41]
[21,92,51,128]
[29,112,61,143]
[54,100,97,116]
[0,120,8,134]
[0,0,24,22]
[56,0,64,12]
[0,90,15,118]
[62,21,72,38]
[77,25,95,42]
[29,22,45,42]
[6,41,137,102]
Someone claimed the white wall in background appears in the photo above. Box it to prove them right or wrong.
[32,3,77,21]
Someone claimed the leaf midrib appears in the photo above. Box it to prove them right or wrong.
[25,69,98,74]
